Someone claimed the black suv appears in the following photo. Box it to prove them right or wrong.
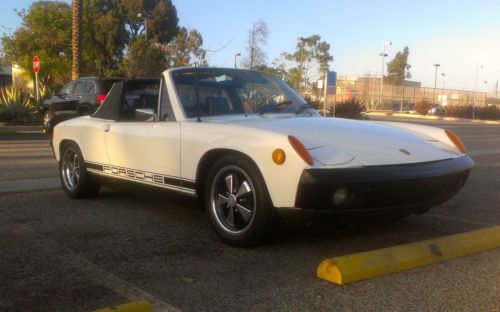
[42,77,121,132]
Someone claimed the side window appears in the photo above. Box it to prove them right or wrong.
[85,81,96,93]
[118,80,160,121]
[59,82,75,97]
[159,78,175,121]
[73,81,86,94]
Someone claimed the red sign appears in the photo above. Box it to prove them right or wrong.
[33,56,40,74]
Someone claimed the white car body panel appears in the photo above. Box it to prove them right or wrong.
[52,68,466,209]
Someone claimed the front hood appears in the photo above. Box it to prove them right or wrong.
[202,114,460,166]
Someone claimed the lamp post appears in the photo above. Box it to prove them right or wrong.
[433,63,440,105]
[234,52,241,69]
[473,65,484,118]
[379,41,392,107]
[136,12,152,40]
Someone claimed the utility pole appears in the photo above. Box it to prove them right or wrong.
[433,63,440,105]
[473,65,484,119]
[379,41,391,107]
[496,79,499,106]
[400,64,411,113]
[441,73,446,106]
[298,37,305,94]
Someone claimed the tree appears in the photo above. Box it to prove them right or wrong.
[386,46,411,85]
[285,35,333,91]
[120,0,179,44]
[81,0,128,76]
[119,37,167,78]
[71,0,82,80]
[164,27,206,67]
[243,19,269,70]
[1,2,72,89]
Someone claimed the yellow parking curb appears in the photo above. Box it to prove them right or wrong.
[93,300,152,312]
[317,225,500,285]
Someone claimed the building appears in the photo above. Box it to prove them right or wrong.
[0,66,12,88]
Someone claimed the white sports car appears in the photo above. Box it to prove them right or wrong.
[52,67,473,245]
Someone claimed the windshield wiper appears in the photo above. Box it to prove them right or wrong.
[258,100,293,115]
[295,103,313,115]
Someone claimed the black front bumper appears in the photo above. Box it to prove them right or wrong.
[290,155,473,218]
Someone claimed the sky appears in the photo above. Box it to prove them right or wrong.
[1,0,499,94]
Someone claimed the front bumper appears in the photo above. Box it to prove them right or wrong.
[288,155,473,218]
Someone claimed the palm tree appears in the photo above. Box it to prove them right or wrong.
[71,0,82,80]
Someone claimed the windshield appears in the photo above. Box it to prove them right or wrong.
[172,68,318,118]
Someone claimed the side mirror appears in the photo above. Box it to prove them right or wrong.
[135,108,156,122]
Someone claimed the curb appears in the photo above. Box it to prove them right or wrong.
[366,112,500,125]
[0,126,45,134]
[317,225,500,285]
[93,300,152,312]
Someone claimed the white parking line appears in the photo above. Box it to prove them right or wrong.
[0,212,179,312]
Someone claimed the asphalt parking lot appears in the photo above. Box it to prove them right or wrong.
[0,117,499,312]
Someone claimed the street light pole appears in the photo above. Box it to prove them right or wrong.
[433,64,440,105]
[473,65,484,119]
[234,52,241,69]
[379,41,391,107]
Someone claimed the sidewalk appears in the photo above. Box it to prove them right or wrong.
[365,112,500,125]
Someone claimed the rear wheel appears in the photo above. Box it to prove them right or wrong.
[60,142,100,198]
[43,110,53,133]
[205,155,275,246]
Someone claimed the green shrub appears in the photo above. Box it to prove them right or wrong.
[474,105,500,120]
[303,94,323,111]
[331,98,365,119]
[28,83,53,112]
[444,105,473,119]
[0,87,39,125]
[415,100,431,115]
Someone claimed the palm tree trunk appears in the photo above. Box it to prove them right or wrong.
[71,0,82,80]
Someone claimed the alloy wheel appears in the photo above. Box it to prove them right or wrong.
[210,165,256,234]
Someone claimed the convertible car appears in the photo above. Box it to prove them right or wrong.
[51,67,473,245]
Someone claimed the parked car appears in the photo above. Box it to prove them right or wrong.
[42,77,121,132]
[51,67,473,246]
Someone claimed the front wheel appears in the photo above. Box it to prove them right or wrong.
[205,155,275,246]
[60,142,101,198]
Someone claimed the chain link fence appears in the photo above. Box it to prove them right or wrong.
[333,78,488,111]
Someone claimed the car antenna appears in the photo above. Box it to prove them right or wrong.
[195,63,202,122]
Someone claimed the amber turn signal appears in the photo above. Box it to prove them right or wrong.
[288,135,314,166]
[272,148,286,165]
[445,129,466,154]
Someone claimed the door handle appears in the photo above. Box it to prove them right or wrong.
[103,124,110,132]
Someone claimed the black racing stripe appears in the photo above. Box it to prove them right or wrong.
[86,162,104,171]
[86,161,196,191]
[164,177,182,187]
[181,180,196,190]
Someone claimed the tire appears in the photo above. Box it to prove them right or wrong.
[59,142,101,198]
[204,154,275,246]
[43,110,53,133]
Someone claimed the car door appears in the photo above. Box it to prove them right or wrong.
[49,81,76,114]
[103,79,184,192]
